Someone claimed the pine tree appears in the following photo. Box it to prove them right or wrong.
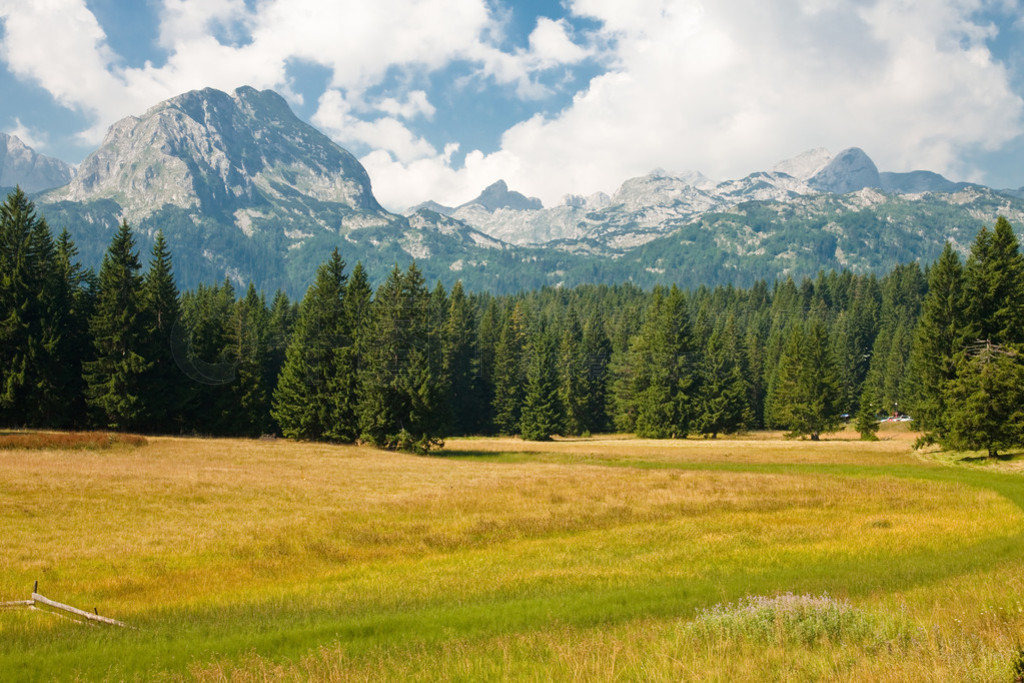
[907,243,965,440]
[179,280,237,433]
[963,217,1024,345]
[694,319,748,438]
[272,249,356,441]
[492,302,527,435]
[228,284,272,436]
[557,310,588,436]
[579,316,612,434]
[768,319,842,440]
[358,264,446,452]
[520,329,562,441]
[83,220,151,430]
[266,289,297,403]
[943,341,1024,457]
[140,231,185,433]
[0,188,69,426]
[633,286,696,439]
[442,281,480,435]
[51,229,94,427]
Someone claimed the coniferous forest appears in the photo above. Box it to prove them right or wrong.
[4,187,1024,455]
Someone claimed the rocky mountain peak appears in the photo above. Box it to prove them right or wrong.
[459,179,544,212]
[46,86,383,223]
[0,133,75,193]
[771,148,832,180]
[808,147,880,194]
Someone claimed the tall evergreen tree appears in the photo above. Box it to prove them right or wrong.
[228,284,273,436]
[359,264,446,452]
[492,302,527,435]
[0,188,69,426]
[83,220,151,430]
[943,341,1024,457]
[579,316,612,434]
[51,229,94,427]
[633,286,696,438]
[694,317,748,438]
[767,319,842,440]
[520,328,562,441]
[557,310,588,436]
[272,249,357,441]
[907,243,966,439]
[140,231,185,432]
[442,280,480,435]
[962,217,1024,345]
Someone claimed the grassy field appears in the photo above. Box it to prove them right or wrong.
[2,424,1024,680]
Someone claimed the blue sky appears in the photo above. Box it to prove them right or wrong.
[1,0,1023,211]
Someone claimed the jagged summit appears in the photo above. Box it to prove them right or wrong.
[0,133,75,193]
[46,86,383,223]
[771,148,832,180]
[808,147,881,193]
[458,180,543,212]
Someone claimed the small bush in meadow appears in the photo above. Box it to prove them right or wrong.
[686,593,918,648]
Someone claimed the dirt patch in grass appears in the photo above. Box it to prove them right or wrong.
[0,431,147,451]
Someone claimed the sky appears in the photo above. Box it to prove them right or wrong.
[1,0,1023,212]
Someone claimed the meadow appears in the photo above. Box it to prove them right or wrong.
[2,425,1024,681]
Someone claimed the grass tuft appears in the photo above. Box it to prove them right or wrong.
[686,593,919,648]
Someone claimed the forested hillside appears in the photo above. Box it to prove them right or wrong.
[2,188,1022,455]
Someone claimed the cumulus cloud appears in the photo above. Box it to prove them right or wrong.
[406,0,1024,207]
[313,90,437,164]
[6,117,47,150]
[0,0,586,146]
[0,0,1021,211]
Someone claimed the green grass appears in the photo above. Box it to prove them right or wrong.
[2,431,1024,680]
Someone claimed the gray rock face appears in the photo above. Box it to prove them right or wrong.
[0,133,75,193]
[808,147,881,193]
[458,180,543,212]
[46,86,383,223]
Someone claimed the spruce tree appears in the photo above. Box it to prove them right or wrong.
[557,310,588,436]
[358,264,446,452]
[963,217,1024,345]
[943,341,1024,457]
[229,284,272,436]
[51,229,94,427]
[0,188,68,426]
[907,243,965,440]
[580,316,612,434]
[272,249,356,441]
[83,220,151,430]
[520,329,562,441]
[768,319,842,440]
[694,319,748,438]
[179,280,237,433]
[633,286,695,439]
[492,302,527,435]
[442,281,480,435]
[140,231,185,432]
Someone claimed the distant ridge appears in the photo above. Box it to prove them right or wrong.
[0,133,74,193]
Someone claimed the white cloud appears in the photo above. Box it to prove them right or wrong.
[1,0,1021,211]
[6,117,46,150]
[377,91,436,121]
[313,90,437,164]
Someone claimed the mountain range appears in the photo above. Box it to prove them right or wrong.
[6,86,1024,295]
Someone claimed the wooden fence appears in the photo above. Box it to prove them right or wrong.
[1,585,131,628]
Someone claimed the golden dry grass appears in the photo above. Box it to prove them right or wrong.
[2,429,1024,680]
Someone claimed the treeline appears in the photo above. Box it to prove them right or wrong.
[2,187,1023,454]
